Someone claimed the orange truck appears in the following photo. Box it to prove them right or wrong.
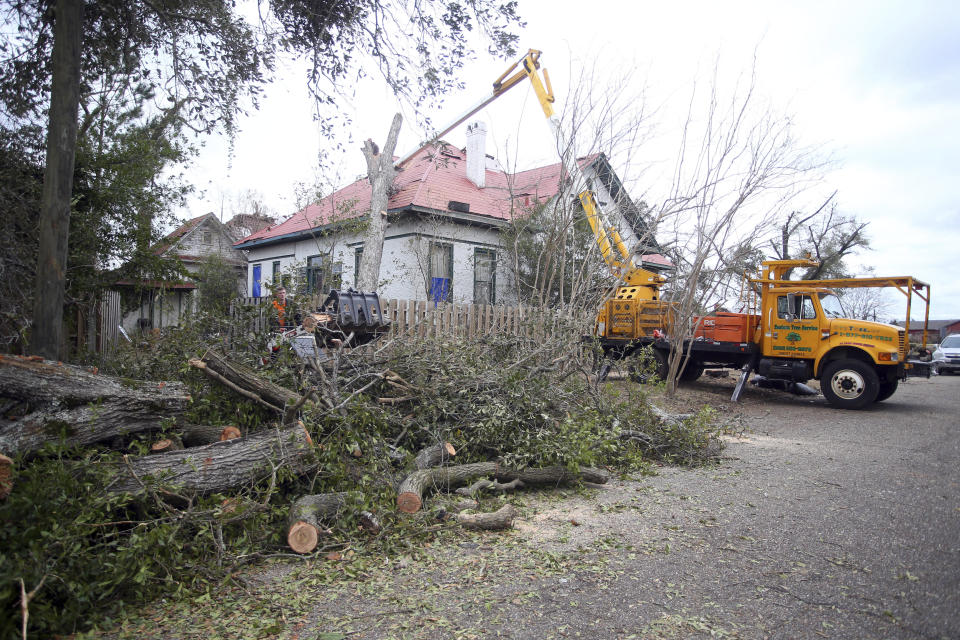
[597,259,931,409]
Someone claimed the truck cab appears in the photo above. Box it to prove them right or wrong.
[757,285,905,408]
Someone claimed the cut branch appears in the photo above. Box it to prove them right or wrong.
[107,425,314,495]
[457,504,518,531]
[414,442,457,469]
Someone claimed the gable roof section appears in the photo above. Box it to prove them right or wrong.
[155,213,213,255]
[235,144,599,249]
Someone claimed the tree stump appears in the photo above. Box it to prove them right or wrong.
[287,492,356,553]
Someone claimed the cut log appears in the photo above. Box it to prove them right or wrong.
[220,426,242,441]
[397,463,610,514]
[495,466,610,486]
[108,426,314,495]
[396,462,499,514]
[191,350,301,414]
[0,453,12,500]
[0,355,191,456]
[286,492,355,553]
[414,442,457,469]
[150,437,183,454]
[457,504,518,531]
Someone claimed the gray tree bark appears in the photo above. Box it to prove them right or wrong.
[0,356,191,456]
[32,0,83,360]
[356,113,403,291]
[396,463,610,513]
[107,425,314,494]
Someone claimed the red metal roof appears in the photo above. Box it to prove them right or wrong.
[237,145,593,246]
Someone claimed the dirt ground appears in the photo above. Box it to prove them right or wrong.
[100,373,960,640]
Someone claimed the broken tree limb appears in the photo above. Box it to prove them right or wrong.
[396,463,610,514]
[108,425,314,495]
[0,355,191,456]
[414,442,457,469]
[356,113,403,291]
[191,350,302,414]
[396,462,499,514]
[454,477,524,497]
[457,504,518,531]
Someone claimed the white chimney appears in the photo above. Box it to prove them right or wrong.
[465,121,487,188]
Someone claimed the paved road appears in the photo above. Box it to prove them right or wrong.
[156,375,957,640]
[298,375,960,639]
[500,374,960,639]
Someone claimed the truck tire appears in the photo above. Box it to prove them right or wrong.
[875,379,898,402]
[653,349,670,382]
[679,361,704,382]
[627,348,669,383]
[821,359,879,409]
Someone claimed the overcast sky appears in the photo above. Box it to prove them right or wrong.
[183,0,960,320]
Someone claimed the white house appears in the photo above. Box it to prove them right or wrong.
[117,213,247,332]
[234,122,664,305]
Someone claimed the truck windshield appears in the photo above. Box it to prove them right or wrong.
[942,336,960,348]
[819,293,845,318]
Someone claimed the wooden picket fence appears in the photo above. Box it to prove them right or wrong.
[228,296,584,341]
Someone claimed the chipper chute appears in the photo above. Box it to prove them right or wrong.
[310,289,391,347]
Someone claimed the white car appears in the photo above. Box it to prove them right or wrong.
[932,334,960,375]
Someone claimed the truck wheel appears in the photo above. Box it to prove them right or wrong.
[875,379,898,402]
[627,348,669,383]
[821,359,879,409]
[679,362,704,382]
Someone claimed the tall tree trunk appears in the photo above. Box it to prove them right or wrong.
[356,113,402,291]
[32,0,83,360]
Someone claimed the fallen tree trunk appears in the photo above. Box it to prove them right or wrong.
[396,463,610,514]
[0,355,191,456]
[457,504,518,531]
[107,426,314,495]
[190,350,301,413]
[414,442,456,469]
[495,466,610,486]
[287,492,380,553]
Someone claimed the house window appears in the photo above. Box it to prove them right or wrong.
[474,249,496,305]
[272,261,281,285]
[306,255,325,294]
[202,231,212,245]
[428,242,453,303]
[354,247,363,287]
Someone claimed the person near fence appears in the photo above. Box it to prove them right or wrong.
[269,287,301,330]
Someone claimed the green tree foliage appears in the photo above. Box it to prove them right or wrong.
[195,254,242,315]
[1,0,523,354]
